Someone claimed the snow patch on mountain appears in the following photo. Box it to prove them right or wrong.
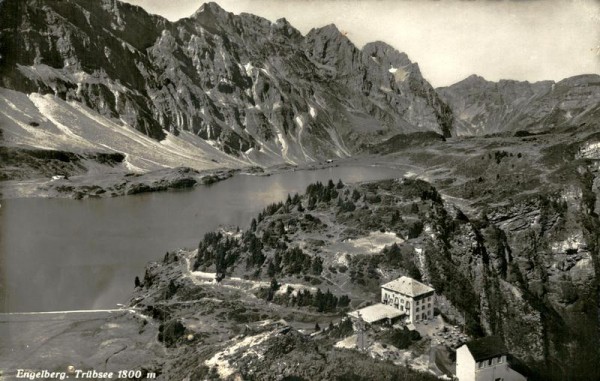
[294,115,304,128]
[276,131,293,164]
[243,62,254,76]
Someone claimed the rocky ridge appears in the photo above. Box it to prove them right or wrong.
[1,0,453,166]
[438,74,600,136]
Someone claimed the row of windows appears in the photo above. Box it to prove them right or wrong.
[383,293,408,307]
[415,304,432,312]
[414,311,432,321]
[477,356,504,369]
[416,295,434,305]
[383,299,408,311]
[383,293,433,306]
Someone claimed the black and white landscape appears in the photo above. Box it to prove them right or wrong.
[1,1,599,380]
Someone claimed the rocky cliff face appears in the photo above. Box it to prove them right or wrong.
[423,188,599,379]
[0,0,453,165]
[438,74,600,136]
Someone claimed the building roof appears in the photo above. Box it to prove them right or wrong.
[347,303,405,324]
[465,336,509,362]
[381,276,434,297]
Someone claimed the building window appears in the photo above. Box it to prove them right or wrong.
[416,307,419,312]
[488,359,492,366]
[478,362,483,369]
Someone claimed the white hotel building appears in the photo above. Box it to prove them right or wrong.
[381,276,435,324]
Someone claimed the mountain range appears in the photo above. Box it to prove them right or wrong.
[438,74,600,136]
[0,0,598,171]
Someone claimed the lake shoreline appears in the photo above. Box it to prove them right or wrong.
[0,166,243,200]
[1,163,409,313]
[0,156,413,200]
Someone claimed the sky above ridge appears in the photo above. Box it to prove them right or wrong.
[122,0,600,87]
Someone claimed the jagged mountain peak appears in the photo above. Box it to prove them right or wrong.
[304,23,360,69]
[459,74,487,85]
[438,74,489,91]
[362,41,413,72]
[275,17,291,26]
[190,1,234,31]
[1,0,458,165]
[306,23,347,40]
[363,41,409,59]
[193,1,228,16]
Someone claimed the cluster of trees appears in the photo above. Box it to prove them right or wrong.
[337,196,357,212]
[420,188,442,203]
[242,231,266,268]
[327,318,354,338]
[252,193,303,232]
[398,179,443,205]
[380,243,422,281]
[425,248,483,336]
[297,288,350,312]
[253,202,284,230]
[262,280,351,312]
[194,231,241,281]
[381,327,421,349]
[303,180,369,213]
[347,241,425,289]
[261,222,287,247]
[267,246,323,277]
[349,255,381,288]
[286,193,303,206]
[490,150,511,164]
[157,319,186,348]
[537,193,568,218]
[407,220,424,239]
[305,180,343,209]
